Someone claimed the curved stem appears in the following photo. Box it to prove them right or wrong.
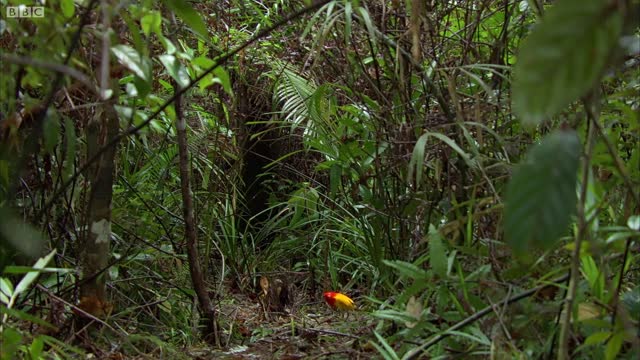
[557,101,598,360]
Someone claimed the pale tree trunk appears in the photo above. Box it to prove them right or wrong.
[79,0,118,310]
[80,103,118,304]
[175,85,219,345]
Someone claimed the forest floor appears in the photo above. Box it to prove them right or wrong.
[186,290,378,359]
[31,279,382,359]
[60,291,377,359]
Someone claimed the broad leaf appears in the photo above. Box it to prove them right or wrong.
[0,278,13,303]
[428,225,447,278]
[372,309,419,325]
[512,0,622,125]
[192,56,214,68]
[621,286,640,320]
[408,132,429,188]
[163,0,209,40]
[141,11,162,36]
[605,331,624,360]
[42,111,60,154]
[29,336,44,359]
[13,250,56,297]
[581,255,604,300]
[383,260,429,281]
[158,54,190,88]
[584,331,612,346]
[60,0,75,18]
[111,45,152,82]
[372,331,399,360]
[504,130,581,258]
[213,67,232,96]
[404,296,422,328]
[409,132,472,189]
[0,209,45,258]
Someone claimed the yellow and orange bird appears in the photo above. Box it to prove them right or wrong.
[323,291,356,311]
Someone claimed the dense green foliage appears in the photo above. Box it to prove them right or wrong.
[1,0,638,359]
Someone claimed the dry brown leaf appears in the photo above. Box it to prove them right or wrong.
[405,296,422,328]
[260,276,269,297]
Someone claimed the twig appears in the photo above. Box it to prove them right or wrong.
[405,274,569,359]
[557,101,598,360]
[490,286,514,342]
[35,284,123,335]
[589,110,640,205]
[310,350,353,359]
[0,54,98,95]
[305,327,360,339]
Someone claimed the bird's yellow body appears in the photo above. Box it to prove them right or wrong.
[323,291,355,311]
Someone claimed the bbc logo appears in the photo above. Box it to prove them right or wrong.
[6,6,45,18]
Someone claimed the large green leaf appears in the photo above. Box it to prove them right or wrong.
[158,54,190,88]
[60,0,75,18]
[408,132,474,189]
[621,286,640,321]
[275,68,316,130]
[512,0,622,125]
[427,225,447,278]
[383,260,429,281]
[141,11,162,36]
[0,208,45,259]
[13,250,56,297]
[163,0,208,40]
[504,130,581,258]
[605,331,624,360]
[213,67,232,96]
[42,111,60,154]
[111,45,152,82]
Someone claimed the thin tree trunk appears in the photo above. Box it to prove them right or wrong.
[81,103,119,304]
[174,83,219,345]
[79,1,118,311]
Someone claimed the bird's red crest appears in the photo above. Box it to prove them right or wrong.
[323,291,355,311]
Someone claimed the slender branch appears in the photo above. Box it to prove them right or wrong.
[557,102,598,360]
[0,54,98,95]
[99,0,111,100]
[589,113,639,204]
[305,327,360,339]
[350,10,455,122]
[610,192,635,321]
[174,70,219,345]
[35,284,122,334]
[405,273,570,359]
[118,174,177,250]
